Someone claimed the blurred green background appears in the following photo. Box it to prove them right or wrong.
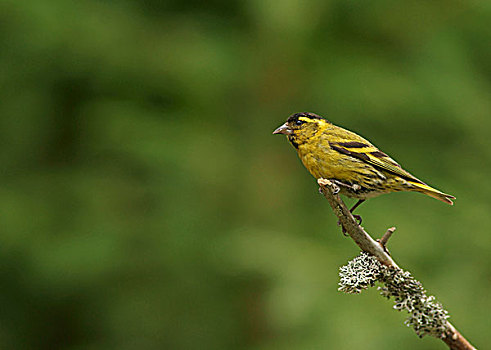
[1,0,490,349]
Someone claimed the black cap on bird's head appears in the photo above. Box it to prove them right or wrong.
[286,112,326,124]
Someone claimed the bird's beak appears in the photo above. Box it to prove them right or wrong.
[272,123,292,135]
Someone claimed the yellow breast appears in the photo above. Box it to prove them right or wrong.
[297,134,380,185]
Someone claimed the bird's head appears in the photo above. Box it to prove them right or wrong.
[273,112,330,148]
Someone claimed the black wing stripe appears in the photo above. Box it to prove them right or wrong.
[330,144,370,162]
[336,141,370,148]
[330,142,424,184]
[369,150,389,158]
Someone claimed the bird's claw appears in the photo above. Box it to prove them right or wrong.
[337,220,349,236]
[352,214,363,225]
[317,178,340,194]
[337,214,362,236]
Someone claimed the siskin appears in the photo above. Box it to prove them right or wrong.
[273,112,455,218]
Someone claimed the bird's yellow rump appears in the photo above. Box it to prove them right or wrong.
[273,112,455,213]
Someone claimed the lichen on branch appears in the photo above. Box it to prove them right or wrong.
[339,252,450,338]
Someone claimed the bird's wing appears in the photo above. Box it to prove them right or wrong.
[329,140,424,183]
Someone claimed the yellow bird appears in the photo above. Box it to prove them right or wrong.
[273,112,455,220]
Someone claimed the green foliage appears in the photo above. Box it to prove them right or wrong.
[0,0,490,349]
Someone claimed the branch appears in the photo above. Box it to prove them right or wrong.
[317,178,398,267]
[380,227,396,247]
[318,178,476,350]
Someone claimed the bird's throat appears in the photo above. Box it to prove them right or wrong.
[288,135,299,149]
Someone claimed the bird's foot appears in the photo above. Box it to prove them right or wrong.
[332,185,340,195]
[318,178,362,195]
[337,214,362,236]
[317,178,340,194]
[330,179,350,190]
[352,214,363,225]
[337,220,348,236]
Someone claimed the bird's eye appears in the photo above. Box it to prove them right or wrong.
[295,120,304,126]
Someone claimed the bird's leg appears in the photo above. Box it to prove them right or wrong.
[336,199,365,235]
[320,179,365,234]
[330,179,353,191]
[318,179,358,195]
[349,199,365,225]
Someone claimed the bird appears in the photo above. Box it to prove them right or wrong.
[273,112,455,223]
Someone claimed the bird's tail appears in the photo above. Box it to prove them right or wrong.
[409,181,455,205]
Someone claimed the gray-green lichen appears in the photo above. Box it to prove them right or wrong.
[338,252,450,338]
[338,251,381,294]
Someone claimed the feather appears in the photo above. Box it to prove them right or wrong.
[329,141,423,184]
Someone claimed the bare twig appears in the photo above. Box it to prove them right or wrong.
[318,178,476,350]
[380,227,396,246]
